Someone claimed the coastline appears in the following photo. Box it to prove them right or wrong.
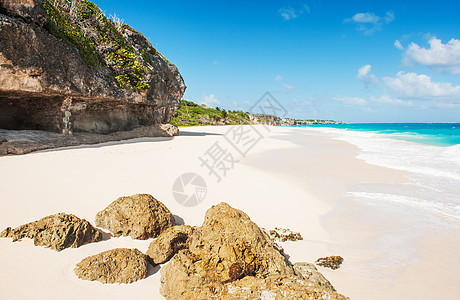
[0,125,458,299]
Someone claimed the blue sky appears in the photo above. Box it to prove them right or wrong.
[92,0,460,122]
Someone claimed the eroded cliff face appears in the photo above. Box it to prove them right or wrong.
[0,0,186,134]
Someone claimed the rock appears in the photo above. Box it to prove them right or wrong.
[269,227,303,242]
[0,213,102,251]
[0,0,185,137]
[74,248,149,284]
[316,256,344,270]
[178,275,348,300]
[160,202,348,299]
[95,194,175,240]
[146,225,194,265]
[0,124,178,156]
[294,262,335,290]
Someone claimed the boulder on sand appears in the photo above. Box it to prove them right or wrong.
[74,248,149,284]
[0,213,102,251]
[95,194,175,240]
[159,202,348,299]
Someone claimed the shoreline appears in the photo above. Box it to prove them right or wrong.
[0,125,458,299]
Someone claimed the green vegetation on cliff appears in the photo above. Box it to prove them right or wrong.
[171,100,251,127]
[41,0,165,90]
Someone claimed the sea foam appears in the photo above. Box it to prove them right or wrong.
[310,127,460,226]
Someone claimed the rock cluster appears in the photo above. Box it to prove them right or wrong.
[95,194,175,240]
[269,227,303,242]
[0,213,102,251]
[74,248,149,284]
[0,194,347,295]
[159,202,348,300]
[316,256,344,270]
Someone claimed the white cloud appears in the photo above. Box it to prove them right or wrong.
[274,75,283,82]
[349,12,380,23]
[403,37,460,74]
[394,40,403,50]
[279,7,297,21]
[383,71,460,98]
[357,64,379,87]
[283,83,295,90]
[279,4,310,21]
[201,93,221,107]
[333,96,367,106]
[212,60,219,65]
[371,95,414,107]
[344,11,395,35]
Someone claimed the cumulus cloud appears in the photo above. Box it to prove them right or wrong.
[394,40,404,50]
[403,37,460,74]
[344,11,395,35]
[333,96,367,106]
[383,71,460,98]
[357,65,379,87]
[201,93,221,107]
[279,4,310,21]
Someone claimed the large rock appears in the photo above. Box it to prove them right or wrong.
[160,203,347,299]
[0,213,102,251]
[177,274,348,299]
[0,0,185,137]
[95,194,175,240]
[146,225,194,265]
[74,248,149,284]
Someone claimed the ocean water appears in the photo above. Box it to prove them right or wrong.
[290,123,460,228]
[290,123,460,147]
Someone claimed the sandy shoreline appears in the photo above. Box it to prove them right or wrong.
[0,125,458,299]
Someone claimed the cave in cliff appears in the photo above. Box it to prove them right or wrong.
[0,91,163,134]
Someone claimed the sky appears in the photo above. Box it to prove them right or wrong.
[92,0,460,122]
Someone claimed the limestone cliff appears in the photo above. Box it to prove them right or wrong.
[0,0,186,134]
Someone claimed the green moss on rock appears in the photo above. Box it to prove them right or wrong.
[43,0,99,68]
[41,0,161,91]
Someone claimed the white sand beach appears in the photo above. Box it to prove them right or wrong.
[0,125,459,299]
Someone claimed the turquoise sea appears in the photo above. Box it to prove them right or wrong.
[288,123,460,147]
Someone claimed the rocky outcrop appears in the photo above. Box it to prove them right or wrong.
[0,0,185,138]
[249,114,281,126]
[316,256,344,270]
[0,213,102,251]
[159,202,348,300]
[269,227,303,242]
[74,248,149,284]
[281,118,346,125]
[146,225,194,265]
[95,194,175,240]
